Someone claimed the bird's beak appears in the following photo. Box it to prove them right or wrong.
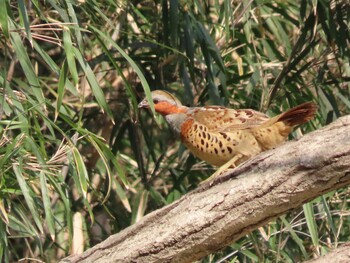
[138,99,150,109]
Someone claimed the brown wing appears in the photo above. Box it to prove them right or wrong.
[189,106,270,132]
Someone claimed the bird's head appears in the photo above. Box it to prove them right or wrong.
[138,90,187,116]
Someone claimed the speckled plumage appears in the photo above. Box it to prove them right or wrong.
[139,90,317,167]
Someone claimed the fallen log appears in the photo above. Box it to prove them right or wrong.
[62,115,350,263]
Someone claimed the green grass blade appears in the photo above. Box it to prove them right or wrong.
[33,41,60,75]
[230,243,259,262]
[65,0,82,46]
[56,59,68,121]
[39,171,55,240]
[0,0,9,38]
[9,21,45,107]
[85,131,128,187]
[335,89,350,109]
[8,211,36,236]
[73,46,114,120]
[13,163,44,234]
[0,219,8,262]
[303,202,320,248]
[89,25,155,116]
[18,0,33,46]
[46,0,69,22]
[0,134,22,170]
[170,0,179,46]
[225,0,231,40]
[280,215,308,258]
[87,135,113,204]
[131,190,148,224]
[72,147,89,198]
[94,33,138,112]
[321,195,337,240]
[114,178,131,213]
[47,172,73,242]
[63,30,79,84]
[196,22,226,72]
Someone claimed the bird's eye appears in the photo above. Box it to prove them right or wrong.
[153,99,159,104]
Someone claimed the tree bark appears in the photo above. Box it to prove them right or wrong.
[62,115,350,263]
[306,243,350,263]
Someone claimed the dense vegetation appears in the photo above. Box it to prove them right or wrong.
[0,0,349,262]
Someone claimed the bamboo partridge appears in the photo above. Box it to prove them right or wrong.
[139,90,317,177]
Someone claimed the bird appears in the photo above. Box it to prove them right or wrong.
[139,90,317,180]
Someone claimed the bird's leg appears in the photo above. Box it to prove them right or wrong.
[201,154,243,184]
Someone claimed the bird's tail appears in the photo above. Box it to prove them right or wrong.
[257,102,317,129]
[276,102,317,127]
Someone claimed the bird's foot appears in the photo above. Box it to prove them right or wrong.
[200,154,243,185]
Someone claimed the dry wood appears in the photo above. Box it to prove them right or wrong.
[62,115,350,263]
[306,243,350,263]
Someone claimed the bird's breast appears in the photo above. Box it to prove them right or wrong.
[179,120,248,166]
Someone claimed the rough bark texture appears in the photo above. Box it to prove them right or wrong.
[306,243,350,263]
[62,115,350,263]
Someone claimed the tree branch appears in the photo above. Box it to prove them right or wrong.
[62,116,350,263]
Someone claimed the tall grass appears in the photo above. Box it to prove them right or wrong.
[0,0,349,261]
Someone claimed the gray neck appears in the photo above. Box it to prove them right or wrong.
[165,113,188,136]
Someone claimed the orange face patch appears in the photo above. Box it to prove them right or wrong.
[154,101,186,115]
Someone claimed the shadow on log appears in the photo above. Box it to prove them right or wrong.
[62,115,350,263]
